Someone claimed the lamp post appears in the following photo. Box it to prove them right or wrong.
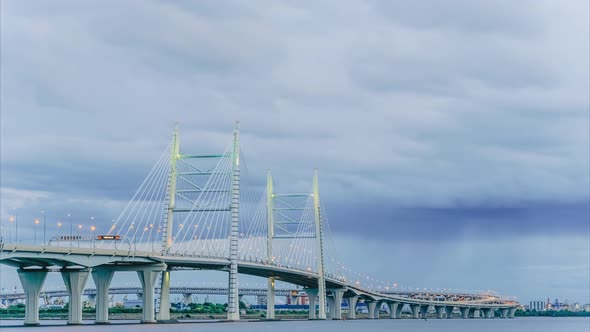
[34,219,40,245]
[90,224,96,248]
[57,222,62,242]
[42,210,46,245]
[90,217,95,248]
[15,214,18,243]
[78,224,82,247]
[8,216,14,243]
[68,213,72,247]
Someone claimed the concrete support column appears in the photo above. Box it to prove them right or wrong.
[346,297,358,319]
[435,306,445,319]
[460,307,471,319]
[410,304,420,319]
[388,302,401,319]
[137,269,160,323]
[473,308,481,318]
[306,289,318,319]
[266,277,275,319]
[61,269,91,325]
[183,294,193,306]
[509,308,517,318]
[420,305,429,319]
[482,308,492,319]
[326,297,335,319]
[330,289,344,320]
[396,303,405,318]
[157,270,171,321]
[87,294,96,309]
[367,302,378,319]
[500,308,509,318]
[17,268,48,326]
[91,270,114,324]
[445,306,454,319]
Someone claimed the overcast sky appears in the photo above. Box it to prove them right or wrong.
[0,1,589,304]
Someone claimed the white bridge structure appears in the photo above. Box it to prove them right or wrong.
[0,124,518,325]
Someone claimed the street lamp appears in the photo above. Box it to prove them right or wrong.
[42,210,46,245]
[14,214,18,243]
[78,224,82,247]
[90,217,95,248]
[34,219,40,245]
[57,222,62,241]
[8,216,14,243]
[91,225,96,248]
[67,213,72,247]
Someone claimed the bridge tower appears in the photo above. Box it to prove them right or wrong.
[312,169,327,320]
[266,170,275,319]
[227,121,241,321]
[157,125,179,321]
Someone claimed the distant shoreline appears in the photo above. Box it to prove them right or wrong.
[514,310,589,318]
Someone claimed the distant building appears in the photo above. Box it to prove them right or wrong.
[123,299,142,308]
[571,303,581,312]
[583,304,590,312]
[529,301,545,312]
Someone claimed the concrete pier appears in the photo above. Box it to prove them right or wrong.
[394,303,404,318]
[346,296,358,319]
[329,289,344,319]
[87,294,96,308]
[445,306,454,319]
[472,308,481,318]
[460,307,472,319]
[327,296,335,319]
[410,304,420,319]
[435,305,445,319]
[500,308,509,318]
[137,269,160,323]
[266,277,275,319]
[91,270,114,324]
[306,288,318,319]
[182,294,193,306]
[367,301,378,319]
[420,305,429,318]
[157,270,171,321]
[509,308,517,318]
[17,268,48,326]
[388,302,402,319]
[61,268,91,325]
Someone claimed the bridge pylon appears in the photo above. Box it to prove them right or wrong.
[157,125,179,321]
[313,169,327,319]
[227,121,241,321]
[266,170,275,319]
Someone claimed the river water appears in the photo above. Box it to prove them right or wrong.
[1,318,589,331]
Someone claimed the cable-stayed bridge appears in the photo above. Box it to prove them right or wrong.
[0,123,518,325]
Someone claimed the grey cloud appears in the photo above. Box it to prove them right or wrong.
[0,0,588,237]
[369,0,545,36]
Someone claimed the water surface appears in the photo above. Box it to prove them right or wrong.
[1,317,589,332]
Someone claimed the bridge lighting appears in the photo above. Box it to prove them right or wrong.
[97,235,120,240]
[34,219,39,245]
